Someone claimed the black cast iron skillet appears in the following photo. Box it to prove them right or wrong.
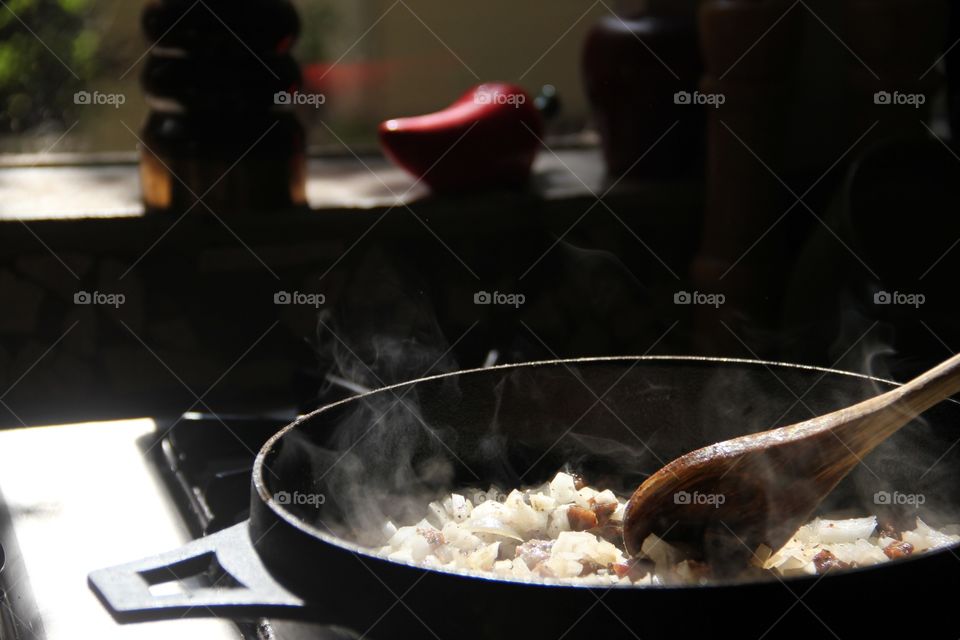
[90,357,960,639]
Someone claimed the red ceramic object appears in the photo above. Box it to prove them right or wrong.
[378,83,543,193]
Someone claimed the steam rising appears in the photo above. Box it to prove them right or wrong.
[303,250,466,544]
[262,252,959,574]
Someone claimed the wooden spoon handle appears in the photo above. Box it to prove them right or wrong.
[891,350,960,415]
[831,351,960,455]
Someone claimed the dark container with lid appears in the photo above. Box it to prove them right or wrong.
[582,4,703,180]
[139,0,307,215]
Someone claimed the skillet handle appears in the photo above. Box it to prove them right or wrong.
[88,521,307,623]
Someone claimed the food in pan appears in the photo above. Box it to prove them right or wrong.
[375,472,960,585]
[758,515,960,576]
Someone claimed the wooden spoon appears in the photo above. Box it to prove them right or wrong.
[622,352,960,565]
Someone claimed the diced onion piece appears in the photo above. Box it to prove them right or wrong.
[493,560,513,574]
[445,493,472,521]
[546,505,572,537]
[574,487,598,509]
[751,544,772,567]
[549,473,578,504]
[428,501,449,527]
[530,493,557,512]
[610,502,626,523]
[815,516,877,544]
[903,517,960,552]
[640,532,681,568]
[464,516,524,542]
[544,555,583,578]
[382,521,398,540]
[593,489,618,505]
[468,542,500,571]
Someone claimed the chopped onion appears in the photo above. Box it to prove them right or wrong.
[815,516,877,543]
[373,472,959,585]
[464,516,524,542]
[549,473,578,504]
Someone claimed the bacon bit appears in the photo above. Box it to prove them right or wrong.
[567,505,599,531]
[589,523,623,544]
[878,522,901,540]
[883,540,914,559]
[612,558,652,581]
[515,539,554,570]
[590,499,618,526]
[570,473,586,491]
[417,528,445,546]
[679,559,712,581]
[812,549,850,574]
[579,560,604,577]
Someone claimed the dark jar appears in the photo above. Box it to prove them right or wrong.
[139,0,307,215]
[140,110,306,216]
[582,11,703,180]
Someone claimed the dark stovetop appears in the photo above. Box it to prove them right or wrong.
[151,413,290,640]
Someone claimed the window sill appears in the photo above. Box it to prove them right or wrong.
[0,147,696,221]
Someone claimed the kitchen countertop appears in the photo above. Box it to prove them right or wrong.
[0,419,240,640]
